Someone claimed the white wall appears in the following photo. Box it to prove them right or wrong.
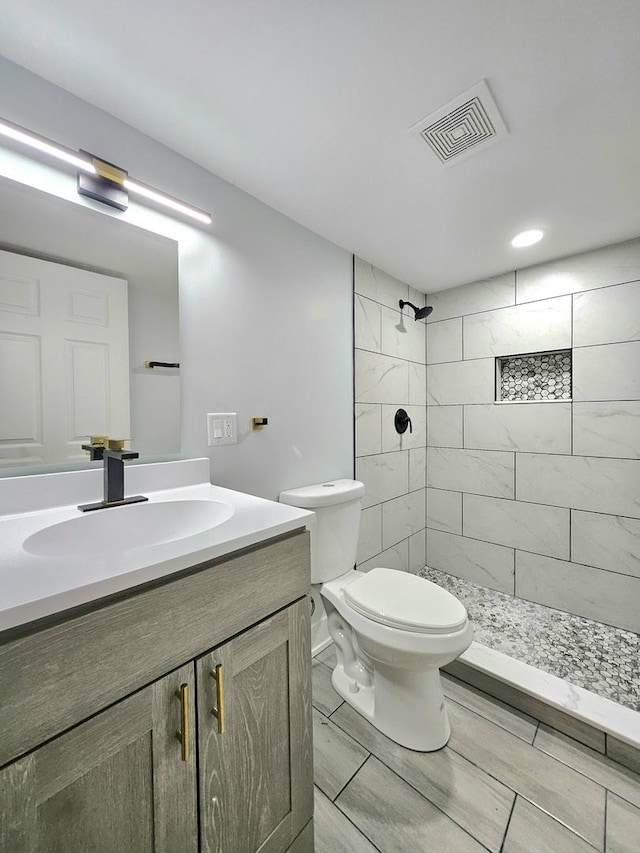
[0,57,353,499]
[425,239,640,633]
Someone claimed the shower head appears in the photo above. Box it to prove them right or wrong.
[399,299,433,320]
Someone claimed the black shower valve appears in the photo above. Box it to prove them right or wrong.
[394,408,412,435]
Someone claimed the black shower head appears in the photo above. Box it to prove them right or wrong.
[399,299,433,320]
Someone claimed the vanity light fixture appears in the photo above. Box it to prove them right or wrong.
[511,229,544,248]
[0,116,212,225]
[0,117,96,174]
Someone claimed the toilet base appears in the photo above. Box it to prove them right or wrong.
[310,586,333,656]
[331,660,451,752]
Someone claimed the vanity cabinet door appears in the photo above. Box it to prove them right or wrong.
[197,597,313,853]
[0,663,198,853]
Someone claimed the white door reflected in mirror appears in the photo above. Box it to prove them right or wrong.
[0,249,130,467]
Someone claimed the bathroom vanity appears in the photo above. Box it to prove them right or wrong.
[0,460,315,853]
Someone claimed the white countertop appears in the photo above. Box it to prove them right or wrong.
[0,459,314,632]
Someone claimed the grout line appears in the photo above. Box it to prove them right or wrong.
[442,732,610,853]
[446,693,541,739]
[369,401,639,417]
[498,794,517,853]
[603,787,608,852]
[354,343,428,366]
[323,661,633,839]
[442,684,538,742]
[441,670,536,726]
[419,486,640,520]
[352,255,357,480]
[569,507,572,563]
[321,777,386,853]
[437,398,640,404]
[426,526,640,581]
[461,314,465,361]
[573,339,640,352]
[368,756,498,852]
[532,733,640,807]
[570,293,575,466]
[430,337,640,367]
[328,751,371,804]
[418,442,640,461]
[327,699,345,718]
[462,403,466,448]
[328,709,503,853]
[429,276,640,323]
[506,796,603,852]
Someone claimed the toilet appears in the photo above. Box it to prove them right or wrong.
[279,479,473,751]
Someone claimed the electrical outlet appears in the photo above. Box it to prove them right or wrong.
[207,413,237,446]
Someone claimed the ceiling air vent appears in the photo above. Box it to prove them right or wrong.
[409,80,508,166]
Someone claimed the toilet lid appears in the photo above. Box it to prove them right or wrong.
[344,568,468,634]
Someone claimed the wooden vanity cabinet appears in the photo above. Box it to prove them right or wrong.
[0,664,198,853]
[197,600,312,853]
[0,530,314,853]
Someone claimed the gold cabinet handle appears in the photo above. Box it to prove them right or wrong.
[210,664,225,734]
[175,683,189,761]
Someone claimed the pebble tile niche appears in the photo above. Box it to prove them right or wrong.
[497,349,572,402]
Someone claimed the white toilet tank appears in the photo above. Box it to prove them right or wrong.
[279,479,365,583]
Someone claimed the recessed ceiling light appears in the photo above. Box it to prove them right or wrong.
[511,229,544,248]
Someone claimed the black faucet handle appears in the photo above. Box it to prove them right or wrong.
[111,450,139,461]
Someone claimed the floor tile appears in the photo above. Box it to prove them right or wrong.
[313,786,377,853]
[316,644,338,669]
[607,736,640,776]
[288,820,314,853]
[502,796,597,853]
[331,702,514,852]
[313,708,368,801]
[312,660,343,717]
[606,792,640,853]
[534,724,640,809]
[446,700,606,850]
[441,673,538,743]
[336,756,486,852]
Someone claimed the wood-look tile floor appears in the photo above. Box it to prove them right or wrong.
[311,646,640,853]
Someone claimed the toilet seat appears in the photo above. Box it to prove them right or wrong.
[343,567,468,634]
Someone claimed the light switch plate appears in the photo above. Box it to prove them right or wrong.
[207,412,237,446]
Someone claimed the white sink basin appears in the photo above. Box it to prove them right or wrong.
[23,499,235,559]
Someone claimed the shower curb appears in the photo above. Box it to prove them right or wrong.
[445,641,640,774]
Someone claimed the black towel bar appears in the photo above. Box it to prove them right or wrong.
[144,360,180,369]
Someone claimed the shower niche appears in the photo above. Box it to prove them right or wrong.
[496,349,572,402]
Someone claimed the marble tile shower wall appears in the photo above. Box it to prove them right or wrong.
[425,237,640,634]
[354,257,427,574]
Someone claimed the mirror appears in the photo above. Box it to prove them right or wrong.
[0,176,180,476]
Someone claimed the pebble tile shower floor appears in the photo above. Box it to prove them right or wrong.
[311,646,640,853]
[419,567,640,711]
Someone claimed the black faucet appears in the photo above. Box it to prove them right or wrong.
[78,437,148,512]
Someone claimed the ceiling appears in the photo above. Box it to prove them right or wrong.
[1,0,639,292]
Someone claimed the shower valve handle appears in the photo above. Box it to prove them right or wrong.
[394,409,412,435]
